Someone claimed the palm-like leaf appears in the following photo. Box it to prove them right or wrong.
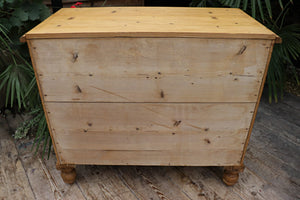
[191,0,288,21]
[267,24,300,102]
[0,22,52,157]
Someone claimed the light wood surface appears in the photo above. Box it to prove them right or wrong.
[23,7,278,40]
[60,149,242,166]
[24,6,280,185]
[240,40,274,164]
[30,38,272,102]
[54,130,247,151]
[45,102,254,165]
[2,94,299,199]
[27,39,62,164]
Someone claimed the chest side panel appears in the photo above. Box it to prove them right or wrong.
[30,38,272,103]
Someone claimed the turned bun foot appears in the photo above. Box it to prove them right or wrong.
[222,164,245,186]
[56,162,76,184]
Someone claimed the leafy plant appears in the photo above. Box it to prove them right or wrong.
[0,0,50,42]
[15,106,51,158]
[190,0,300,103]
[0,0,51,157]
[0,24,34,109]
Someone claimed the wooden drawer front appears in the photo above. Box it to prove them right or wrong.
[30,38,272,103]
[46,102,255,165]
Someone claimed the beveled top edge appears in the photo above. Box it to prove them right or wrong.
[23,7,279,41]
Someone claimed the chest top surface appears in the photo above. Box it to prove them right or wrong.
[23,7,279,41]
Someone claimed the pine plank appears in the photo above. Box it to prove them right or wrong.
[59,149,242,166]
[24,7,278,40]
[26,38,62,167]
[30,38,272,103]
[45,102,254,165]
[239,39,275,164]
[54,130,248,151]
[46,102,254,135]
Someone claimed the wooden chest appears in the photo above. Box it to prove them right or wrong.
[22,7,279,185]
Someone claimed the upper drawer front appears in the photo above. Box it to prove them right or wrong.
[30,38,272,102]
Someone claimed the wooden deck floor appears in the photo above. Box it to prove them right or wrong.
[0,94,299,200]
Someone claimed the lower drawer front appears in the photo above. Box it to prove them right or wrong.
[46,103,255,166]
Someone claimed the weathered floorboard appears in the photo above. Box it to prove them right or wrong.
[0,119,35,200]
[115,166,163,200]
[1,94,299,200]
[243,98,300,200]
[75,165,139,200]
[16,139,86,200]
[177,167,243,200]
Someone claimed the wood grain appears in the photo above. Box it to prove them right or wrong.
[44,102,255,165]
[14,139,86,200]
[24,7,278,40]
[178,167,244,199]
[240,40,274,164]
[133,167,195,200]
[75,166,140,200]
[2,94,298,199]
[0,123,35,200]
[245,103,300,199]
[23,6,280,182]
[27,40,62,165]
[60,149,242,166]
[54,130,248,151]
[30,38,272,102]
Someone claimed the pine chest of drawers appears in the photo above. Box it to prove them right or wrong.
[22,7,279,185]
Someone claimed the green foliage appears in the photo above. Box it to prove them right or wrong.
[0,23,34,109]
[0,1,51,157]
[267,24,300,102]
[0,63,31,108]
[0,0,50,38]
[190,0,300,103]
[190,0,280,20]
[15,107,51,158]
